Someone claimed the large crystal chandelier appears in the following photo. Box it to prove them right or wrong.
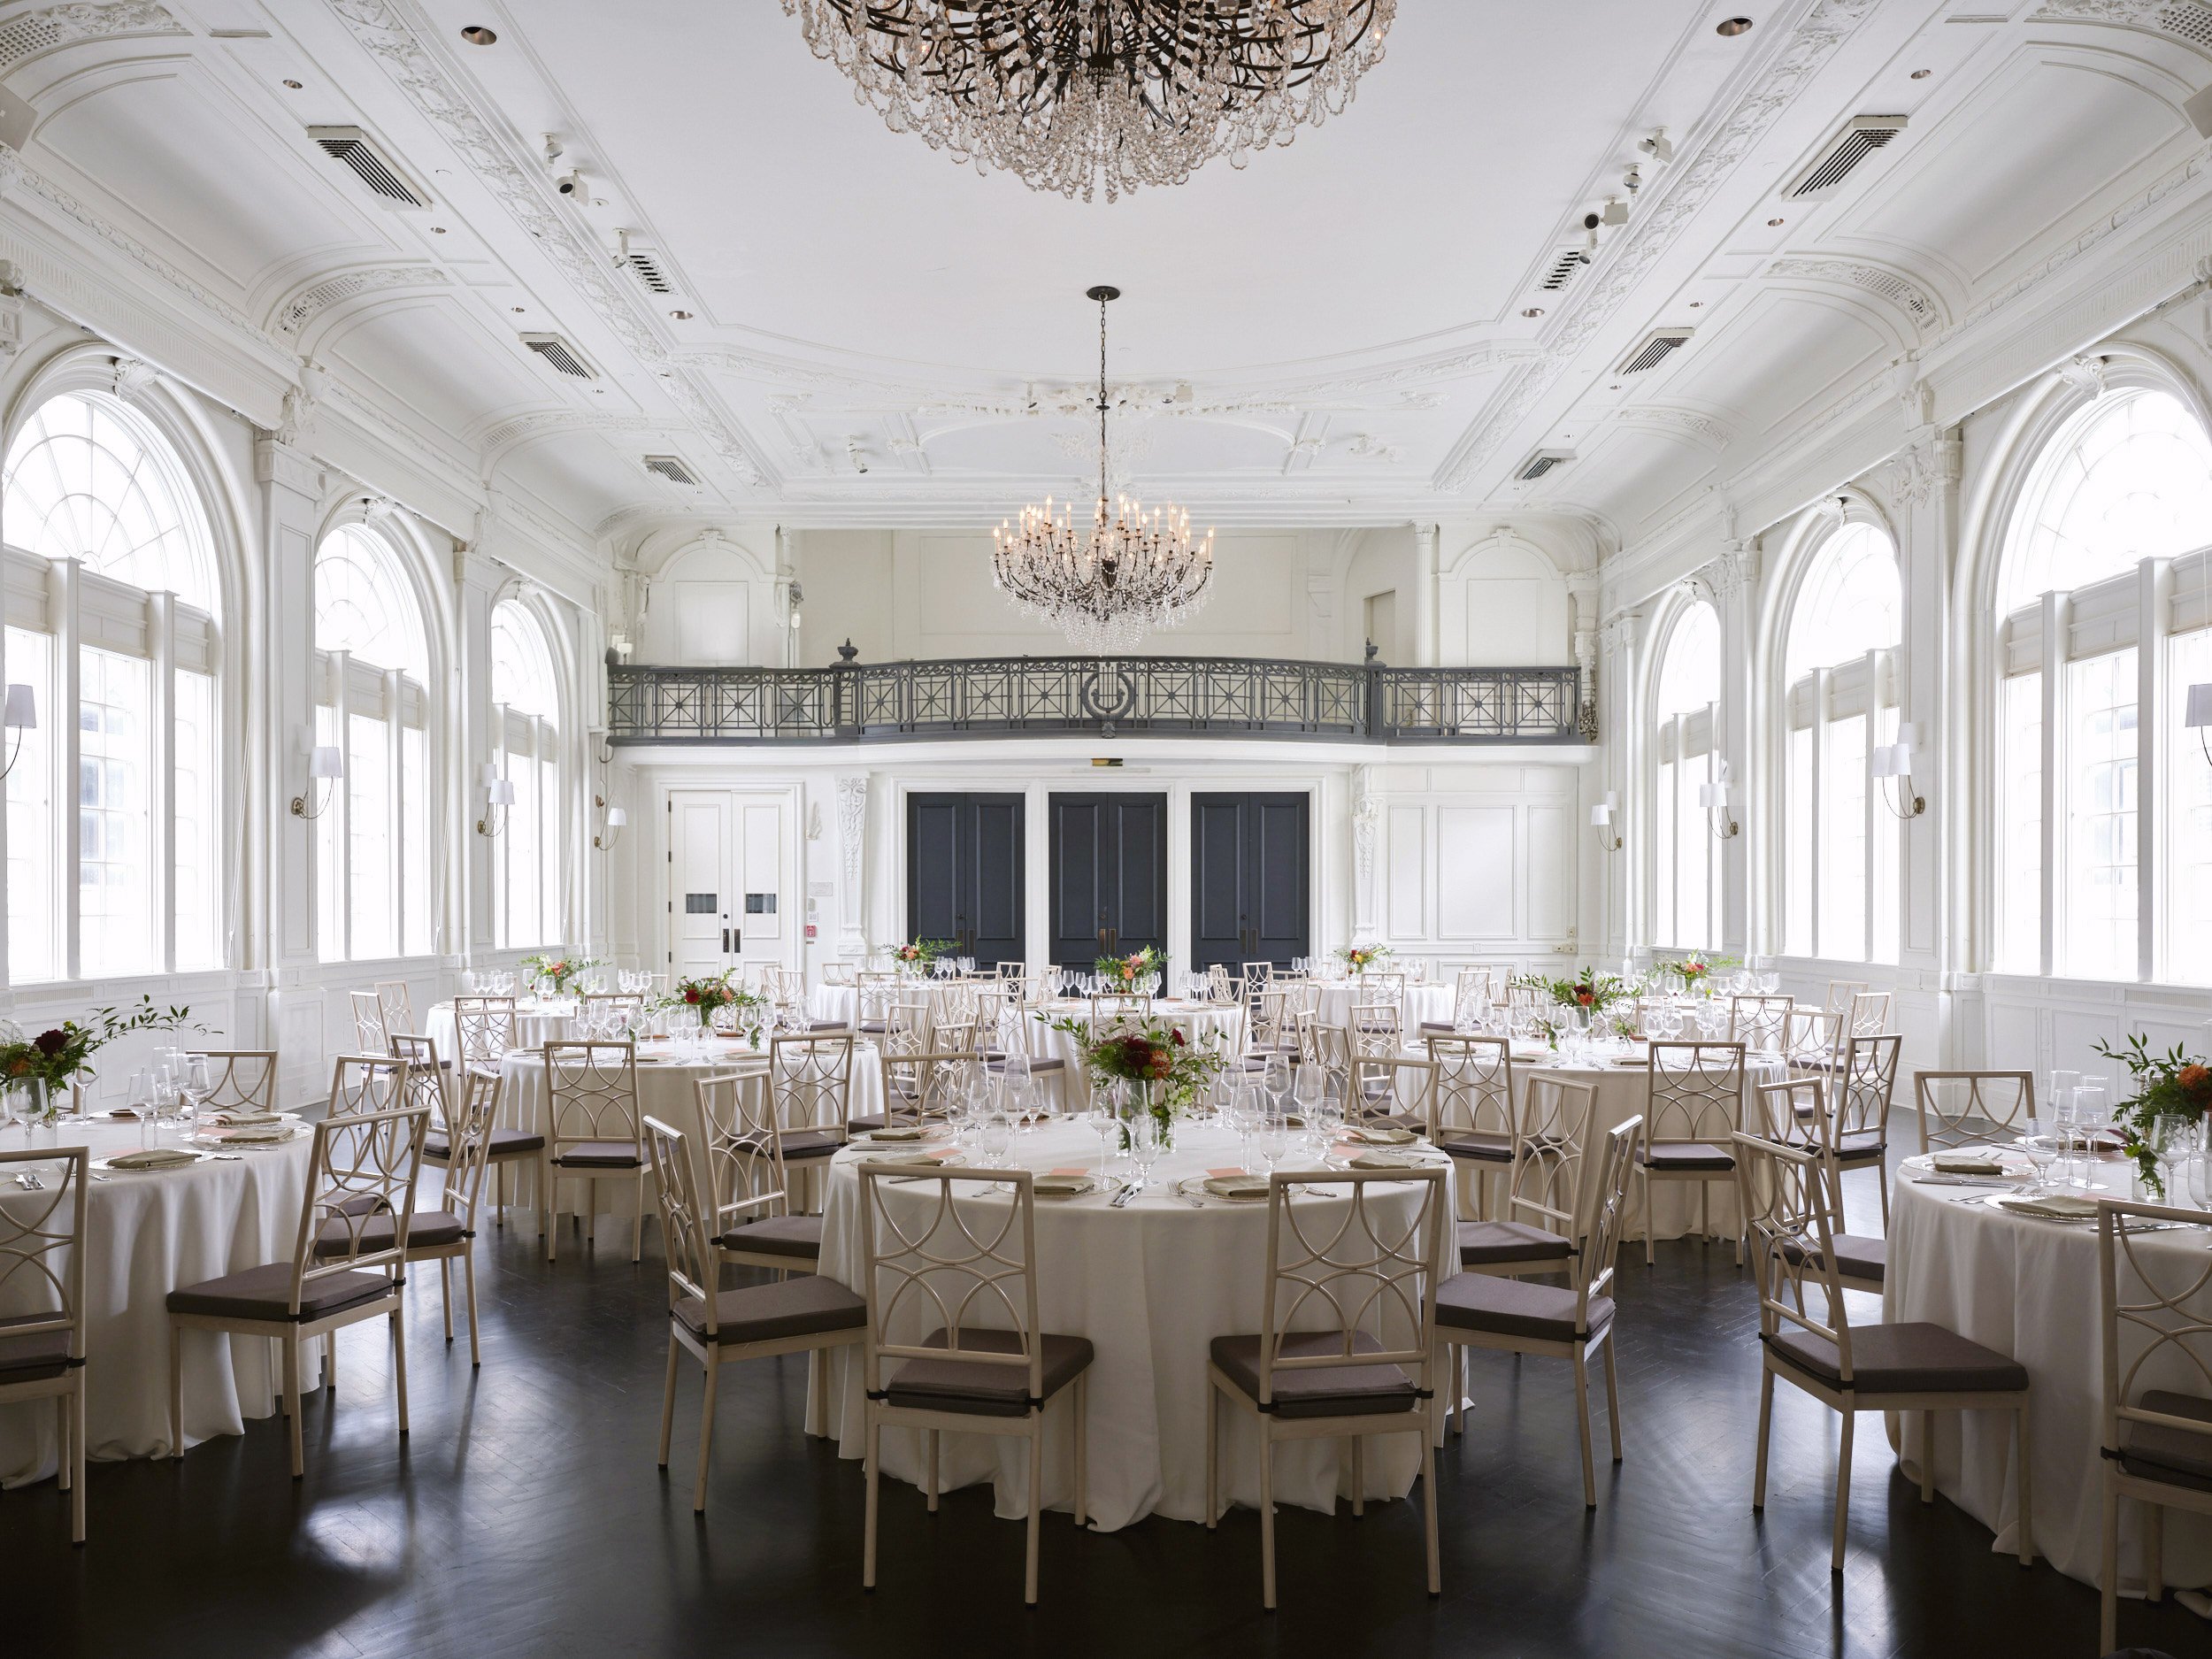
[779,0,1395,204]
[993,286,1213,654]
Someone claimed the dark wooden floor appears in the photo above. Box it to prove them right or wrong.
[6,1169,2200,1659]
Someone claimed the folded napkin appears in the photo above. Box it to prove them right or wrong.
[1996,1193,2101,1221]
[218,1124,296,1144]
[105,1148,200,1171]
[205,1110,282,1127]
[856,1149,937,1166]
[1349,1148,1429,1171]
[1032,1173,1096,1197]
[1350,1124,1417,1146]
[1932,1154,2008,1176]
[864,1125,926,1142]
[1200,1173,1270,1200]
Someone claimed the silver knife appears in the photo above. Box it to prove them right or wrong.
[1110,1179,1141,1208]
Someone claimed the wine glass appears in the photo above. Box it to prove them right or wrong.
[1294,1063,1328,1155]
[2022,1102,2058,1194]
[1125,1110,1163,1193]
[180,1056,211,1130]
[974,1103,1012,1169]
[2150,1115,2197,1203]
[1256,1109,1293,1182]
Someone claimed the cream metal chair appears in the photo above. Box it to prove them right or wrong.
[1205,1164,1447,1609]
[1450,964,1502,1027]
[995,960,1028,979]
[0,1145,88,1541]
[1347,1054,1435,1133]
[1086,993,1152,1039]
[580,990,648,1025]
[1240,960,1275,1002]
[1823,979,1870,1016]
[1749,1079,1884,1298]
[1735,1131,2032,1575]
[1828,1033,1901,1232]
[373,980,414,1047]
[166,1064,428,1479]
[646,1116,865,1514]
[877,1048,980,1130]
[1439,1117,1635,1509]
[857,1164,1093,1605]
[1455,1074,1599,1279]
[1248,988,1298,1062]
[350,989,389,1055]
[539,1040,646,1263]
[821,960,857,987]
[450,995,518,1074]
[2097,1195,2212,1651]
[1913,1070,2036,1153]
[185,1048,277,1115]
[855,972,898,1036]
[1727,994,1793,1055]
[693,1070,823,1272]
[766,1030,856,1201]
[1633,1041,1747,1266]
[350,1062,499,1364]
[1426,1035,1514,1218]
[1348,1001,1402,1062]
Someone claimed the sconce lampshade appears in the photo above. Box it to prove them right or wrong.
[2187,683,2212,729]
[307,744,344,780]
[606,805,627,827]
[2,683,35,730]
[488,778,517,807]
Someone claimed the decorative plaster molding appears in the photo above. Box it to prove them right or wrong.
[0,4,185,77]
[1574,629,1600,741]
[1886,426,1963,508]
[1598,611,1641,657]
[2030,1,2169,27]
[1765,256,1944,334]
[835,775,867,907]
[1612,405,1734,448]
[2055,352,2110,397]
[269,265,450,342]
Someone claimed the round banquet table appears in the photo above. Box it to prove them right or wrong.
[1886,1150,2212,1592]
[1022,999,1246,1107]
[807,979,976,1031]
[809,1117,1447,1532]
[0,1116,315,1486]
[1316,981,1453,1030]
[424,996,579,1059]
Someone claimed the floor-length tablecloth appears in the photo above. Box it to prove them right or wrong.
[424,998,579,1059]
[0,1118,314,1486]
[1886,1157,2211,1591]
[1316,982,1453,1030]
[810,1118,1443,1532]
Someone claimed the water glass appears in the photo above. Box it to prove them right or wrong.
[2150,1115,2199,1202]
[1126,1111,1164,1189]
[1256,1111,1293,1180]
[974,1106,1012,1168]
[1083,1104,1119,1180]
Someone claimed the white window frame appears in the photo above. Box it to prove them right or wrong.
[313,648,430,963]
[1782,649,1900,964]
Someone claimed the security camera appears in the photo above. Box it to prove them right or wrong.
[556,170,583,197]
[1583,211,1602,232]
[1639,128,1674,164]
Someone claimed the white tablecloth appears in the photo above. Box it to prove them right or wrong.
[1315,982,1453,1030]
[810,1118,1443,1532]
[0,1117,314,1486]
[424,998,579,1060]
[808,979,980,1030]
[1023,999,1246,1107]
[1886,1155,2212,1591]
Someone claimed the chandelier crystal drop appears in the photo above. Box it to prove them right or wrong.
[779,0,1394,203]
[993,286,1214,655]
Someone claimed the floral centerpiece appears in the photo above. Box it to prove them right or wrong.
[1655,952,1736,995]
[893,938,953,972]
[1094,946,1164,990]
[659,973,767,1048]
[1514,969,1634,1046]
[0,995,197,1124]
[518,953,599,996]
[2091,1034,2212,1196]
[1336,942,1393,976]
[1046,1012,1227,1148]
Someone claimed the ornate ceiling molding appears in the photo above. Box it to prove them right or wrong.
[1435,0,1883,493]
[325,0,774,490]
[1764,256,1945,334]
[0,3,185,77]
[1611,405,1733,448]
[478,409,677,461]
[268,265,451,342]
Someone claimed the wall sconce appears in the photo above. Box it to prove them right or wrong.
[2187,683,2212,764]
[476,772,516,838]
[787,580,805,631]
[0,682,35,780]
[289,745,344,818]
[1589,791,1622,851]
[1873,722,1926,818]
[1699,778,1740,840]
[595,799,626,850]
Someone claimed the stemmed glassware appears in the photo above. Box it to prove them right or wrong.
[2150,1115,2199,1204]
[1125,1110,1164,1194]
[1255,1108,1293,1184]
[1082,1098,1119,1183]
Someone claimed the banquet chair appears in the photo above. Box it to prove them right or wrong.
[1205,963,1234,1004]
[1451,965,1502,1027]
[1300,1017,1352,1090]
[981,1002,1068,1110]
[876,1048,979,1129]
[857,1164,1093,1604]
[167,1068,428,1479]
[2096,1196,2212,1651]
[374,981,414,1048]
[1440,1118,1635,1509]
[1247,989,1298,1061]
[539,1040,646,1263]
[1347,1055,1436,1133]
[1829,1034,1901,1232]
[185,1048,277,1115]
[995,960,1027,979]
[1748,1079,1883,1297]
[1240,960,1275,1001]
[1426,1035,1514,1217]
[351,989,389,1055]
[855,972,897,1036]
[1845,989,1893,1038]
[1087,993,1151,1040]
[1349,1002,1402,1062]
[1824,979,1870,1016]
[1734,1131,2032,1575]
[1634,1041,1748,1266]
[822,961,856,987]
[581,991,648,1022]
[1727,994,1793,1055]
[1205,1165,1447,1609]
[1455,1075,1598,1278]
[410,1015,539,1225]
[1782,1005,1844,1077]
[886,999,930,1053]
[765,1030,856,1187]
[451,995,518,1075]
[1912,1070,2036,1153]
[0,1145,88,1541]
[692,1070,822,1275]
[647,1116,865,1514]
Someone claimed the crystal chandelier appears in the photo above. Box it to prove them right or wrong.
[779,0,1395,204]
[993,286,1213,655]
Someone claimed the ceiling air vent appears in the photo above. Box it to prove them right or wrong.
[1538,249,1589,293]
[1515,449,1574,482]
[1786,115,1907,200]
[307,125,431,208]
[642,454,697,486]
[519,333,597,380]
[615,231,675,296]
[1617,327,1693,375]
[2160,3,2212,51]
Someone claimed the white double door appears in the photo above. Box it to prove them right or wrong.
[666,789,791,981]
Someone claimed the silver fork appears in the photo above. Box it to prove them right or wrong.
[14,1171,44,1190]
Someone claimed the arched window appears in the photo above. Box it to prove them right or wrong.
[489,601,562,949]
[1779,522,1902,964]
[1650,602,1721,950]
[2,389,223,980]
[314,525,432,962]
[1993,385,2212,982]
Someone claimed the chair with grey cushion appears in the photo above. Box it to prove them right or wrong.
[1734,1131,2032,1575]
[1440,1117,1635,1509]
[167,1062,429,1478]
[539,1040,646,1263]
[767,1030,857,1172]
[1750,1078,1883,1297]
[693,1069,823,1274]
[853,972,897,1035]
[1633,1041,1747,1266]
[857,1164,1092,1605]
[1205,1164,1447,1609]
[1427,1035,1514,1217]
[1456,1074,1598,1279]
[1346,1055,1435,1134]
[1825,1033,1901,1232]
[2097,1195,2212,1651]
[1913,1068,2036,1154]
[441,1001,543,1225]
[0,1145,88,1541]
[645,1116,864,1513]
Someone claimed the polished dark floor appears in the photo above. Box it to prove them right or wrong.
[6,1167,2200,1659]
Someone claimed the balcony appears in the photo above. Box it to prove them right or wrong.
[605,656,1588,746]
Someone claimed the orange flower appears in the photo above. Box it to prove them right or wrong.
[2180,1064,2210,1094]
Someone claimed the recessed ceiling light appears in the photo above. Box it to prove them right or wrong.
[1521,307,1544,319]
[670,310,693,320]
[1689,301,1704,308]
[461,26,498,45]
[431,226,448,234]
[1910,68,1932,80]
[1609,383,1622,391]
[511,305,526,313]
[282,79,303,89]
[1717,17,1753,36]
[1768,217,1785,227]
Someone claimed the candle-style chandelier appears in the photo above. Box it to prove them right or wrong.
[779,0,1394,204]
[992,286,1213,654]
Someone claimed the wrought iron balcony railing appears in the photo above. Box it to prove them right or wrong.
[605,656,1586,746]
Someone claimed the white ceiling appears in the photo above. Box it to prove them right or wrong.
[6,0,2212,554]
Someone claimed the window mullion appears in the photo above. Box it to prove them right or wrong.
[57,560,81,983]
[1810,669,1829,961]
[2139,559,2162,984]
[388,669,403,960]
[2039,592,2063,979]
[333,649,353,963]
[152,591,177,974]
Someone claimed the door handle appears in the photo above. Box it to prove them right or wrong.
[722,927,729,954]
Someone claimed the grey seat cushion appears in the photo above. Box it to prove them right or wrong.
[2118,1390,2212,1494]
[673,1275,864,1347]
[313,1210,465,1256]
[1457,1219,1573,1268]
[1765,1320,2027,1394]
[777,1128,845,1162]
[1835,1130,1886,1160]
[846,1115,887,1133]
[886,1326,1093,1417]
[1210,1330,1422,1419]
[426,1125,543,1161]
[553,1140,640,1169]
[986,1056,1065,1071]
[1437,1271,1609,1342]
[1438,1131,1511,1164]
[166,1262,394,1323]
[0,1321,74,1383]
[1832,1233,1886,1282]
[1637,1141,1735,1171]
[718,1214,823,1259]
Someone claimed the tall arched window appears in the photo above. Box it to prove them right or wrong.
[314,524,432,962]
[490,600,562,949]
[2,389,223,980]
[1779,521,1902,964]
[1650,602,1721,950]
[1992,384,2212,982]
